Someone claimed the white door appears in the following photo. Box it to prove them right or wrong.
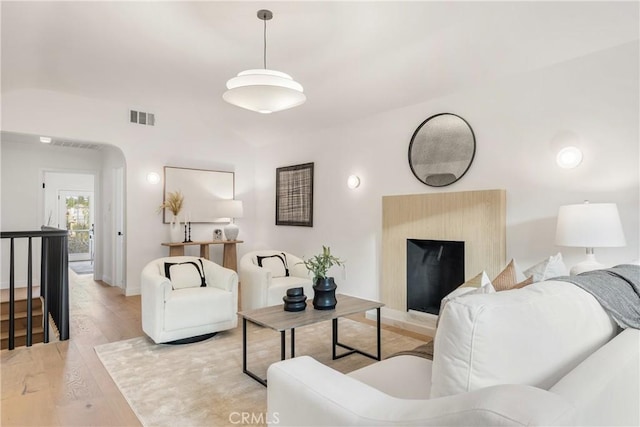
[114,167,125,288]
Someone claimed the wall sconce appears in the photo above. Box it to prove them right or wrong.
[347,175,361,189]
[556,146,583,169]
[146,172,161,184]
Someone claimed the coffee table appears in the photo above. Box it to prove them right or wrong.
[238,294,384,386]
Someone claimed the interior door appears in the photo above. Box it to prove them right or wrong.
[114,167,125,288]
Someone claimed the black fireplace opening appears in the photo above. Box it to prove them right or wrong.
[407,239,465,315]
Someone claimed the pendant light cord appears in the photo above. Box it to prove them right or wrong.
[263,16,267,69]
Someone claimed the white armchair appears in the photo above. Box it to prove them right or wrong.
[239,250,313,310]
[141,256,238,344]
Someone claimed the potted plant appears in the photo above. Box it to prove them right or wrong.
[158,190,184,242]
[301,246,344,310]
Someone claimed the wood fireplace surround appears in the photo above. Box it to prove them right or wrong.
[381,189,506,332]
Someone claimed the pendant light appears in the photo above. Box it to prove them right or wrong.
[223,9,306,114]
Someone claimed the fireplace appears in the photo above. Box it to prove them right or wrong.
[407,239,465,315]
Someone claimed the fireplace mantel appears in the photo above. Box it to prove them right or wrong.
[380,189,506,333]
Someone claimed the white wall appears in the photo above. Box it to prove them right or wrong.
[253,42,640,300]
[1,91,257,295]
[2,43,637,300]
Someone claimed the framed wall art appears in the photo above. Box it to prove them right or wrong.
[275,162,314,227]
[163,166,234,223]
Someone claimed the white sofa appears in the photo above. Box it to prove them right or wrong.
[267,280,640,426]
[141,256,238,343]
[239,250,313,310]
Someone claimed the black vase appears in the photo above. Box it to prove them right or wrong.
[283,287,307,312]
[313,277,337,310]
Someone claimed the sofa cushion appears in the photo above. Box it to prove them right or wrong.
[438,272,495,327]
[257,253,289,278]
[348,355,432,399]
[431,280,618,398]
[164,259,206,289]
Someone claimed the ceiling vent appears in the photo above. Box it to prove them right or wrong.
[130,110,155,126]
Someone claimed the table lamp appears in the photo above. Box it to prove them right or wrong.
[216,200,243,241]
[555,201,625,275]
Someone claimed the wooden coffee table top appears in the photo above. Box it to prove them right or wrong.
[238,294,384,332]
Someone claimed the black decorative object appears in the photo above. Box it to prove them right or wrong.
[276,162,314,227]
[312,277,337,310]
[408,113,476,187]
[183,223,188,243]
[283,287,307,312]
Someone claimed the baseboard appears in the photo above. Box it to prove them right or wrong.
[366,306,437,337]
[125,286,140,296]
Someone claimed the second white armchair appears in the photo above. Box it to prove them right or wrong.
[239,250,313,310]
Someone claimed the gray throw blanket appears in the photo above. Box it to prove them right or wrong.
[554,264,640,329]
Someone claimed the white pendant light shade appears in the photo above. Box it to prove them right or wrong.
[223,69,306,114]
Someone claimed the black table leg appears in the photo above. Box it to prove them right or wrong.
[242,317,267,387]
[291,328,295,358]
[376,307,381,360]
[242,317,247,372]
[332,318,338,359]
[333,313,382,361]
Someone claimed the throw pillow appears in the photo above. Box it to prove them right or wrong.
[523,252,568,282]
[256,253,289,278]
[164,259,206,289]
[492,259,531,291]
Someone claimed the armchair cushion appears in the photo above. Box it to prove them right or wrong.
[257,253,289,278]
[164,259,206,289]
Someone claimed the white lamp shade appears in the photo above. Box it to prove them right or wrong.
[215,200,243,219]
[555,203,626,248]
[223,69,306,114]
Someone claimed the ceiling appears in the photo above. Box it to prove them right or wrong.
[2,1,638,147]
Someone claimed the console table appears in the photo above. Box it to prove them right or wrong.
[161,240,243,271]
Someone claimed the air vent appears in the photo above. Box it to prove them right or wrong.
[129,110,155,126]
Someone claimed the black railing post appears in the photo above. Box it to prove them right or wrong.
[41,236,49,343]
[9,238,15,350]
[58,233,69,340]
[26,237,33,347]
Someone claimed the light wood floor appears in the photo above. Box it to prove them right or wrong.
[1,272,431,426]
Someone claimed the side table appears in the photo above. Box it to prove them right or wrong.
[161,240,243,272]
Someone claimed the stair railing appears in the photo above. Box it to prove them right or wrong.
[1,226,69,350]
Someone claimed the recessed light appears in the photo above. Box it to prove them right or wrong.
[40,136,52,143]
[347,175,361,189]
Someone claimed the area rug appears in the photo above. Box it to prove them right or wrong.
[69,261,94,275]
[95,318,425,427]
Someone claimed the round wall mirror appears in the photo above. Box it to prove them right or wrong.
[408,113,476,187]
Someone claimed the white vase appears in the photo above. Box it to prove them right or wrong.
[169,216,183,243]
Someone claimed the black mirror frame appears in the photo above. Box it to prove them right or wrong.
[408,113,476,187]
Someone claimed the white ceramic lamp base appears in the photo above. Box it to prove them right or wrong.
[570,253,605,275]
[224,223,239,241]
